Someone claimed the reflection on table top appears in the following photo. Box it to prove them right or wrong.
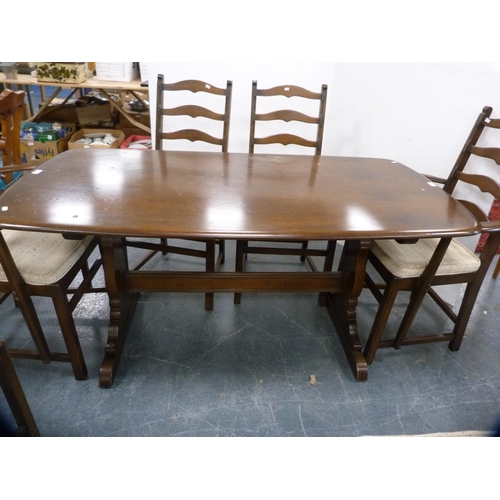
[0,149,479,241]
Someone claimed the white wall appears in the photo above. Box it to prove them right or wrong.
[329,63,500,176]
[147,62,337,153]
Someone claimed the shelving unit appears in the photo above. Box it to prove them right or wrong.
[0,73,150,133]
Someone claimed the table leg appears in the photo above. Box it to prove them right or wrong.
[98,236,369,384]
[99,236,139,388]
[326,240,370,381]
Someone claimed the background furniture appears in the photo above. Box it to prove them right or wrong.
[0,73,150,133]
[0,340,40,436]
[0,89,39,186]
[235,81,331,303]
[363,105,500,364]
[127,75,233,311]
[1,89,40,304]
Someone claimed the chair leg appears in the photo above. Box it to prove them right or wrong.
[204,241,215,311]
[318,240,337,307]
[392,288,425,350]
[218,239,225,265]
[81,260,90,277]
[363,278,400,365]
[322,240,337,273]
[0,341,40,436]
[161,238,168,256]
[300,241,308,262]
[448,280,482,351]
[51,288,88,380]
[234,240,246,304]
[14,290,52,364]
[393,238,452,349]
[493,254,500,279]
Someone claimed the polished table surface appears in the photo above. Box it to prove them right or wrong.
[0,149,478,240]
[0,149,479,385]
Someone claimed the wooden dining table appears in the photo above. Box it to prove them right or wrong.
[0,149,479,387]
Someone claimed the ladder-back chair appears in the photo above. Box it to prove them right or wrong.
[0,90,104,380]
[363,105,500,365]
[428,106,500,279]
[235,81,333,304]
[127,75,233,311]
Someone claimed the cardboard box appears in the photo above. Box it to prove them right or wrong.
[74,93,117,126]
[21,122,76,163]
[118,109,150,128]
[20,123,75,163]
[68,129,125,149]
[35,62,87,84]
[96,62,139,82]
[76,103,114,126]
[21,138,67,163]
[36,97,79,123]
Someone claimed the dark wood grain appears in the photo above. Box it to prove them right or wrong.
[0,149,480,385]
[0,150,479,240]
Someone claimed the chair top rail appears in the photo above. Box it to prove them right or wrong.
[161,79,231,96]
[256,84,326,100]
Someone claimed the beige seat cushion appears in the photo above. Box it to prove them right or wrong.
[0,230,93,285]
[371,238,481,278]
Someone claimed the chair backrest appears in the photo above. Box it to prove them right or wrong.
[155,75,233,152]
[444,105,500,194]
[441,106,500,257]
[0,89,25,185]
[443,107,500,266]
[454,172,500,228]
[249,81,328,154]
